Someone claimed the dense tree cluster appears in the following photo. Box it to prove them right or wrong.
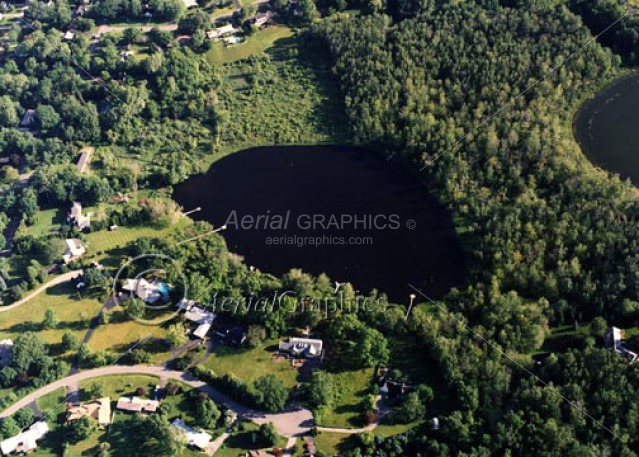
[311,0,639,454]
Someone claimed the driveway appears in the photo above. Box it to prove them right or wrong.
[0,270,82,313]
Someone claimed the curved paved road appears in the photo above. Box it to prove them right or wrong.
[0,270,82,313]
[0,365,314,437]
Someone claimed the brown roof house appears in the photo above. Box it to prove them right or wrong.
[66,397,112,428]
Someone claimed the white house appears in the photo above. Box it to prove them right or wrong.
[63,239,86,264]
[207,24,235,40]
[183,305,216,325]
[63,30,75,40]
[192,322,211,340]
[68,202,90,230]
[181,0,197,8]
[19,109,36,129]
[77,146,93,174]
[278,337,323,359]
[0,421,49,455]
[122,278,168,304]
[606,326,638,363]
[253,11,273,28]
[171,418,212,450]
[116,396,159,413]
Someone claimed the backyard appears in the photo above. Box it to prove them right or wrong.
[200,339,299,388]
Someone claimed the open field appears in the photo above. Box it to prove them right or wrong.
[27,208,64,238]
[206,25,294,66]
[211,29,349,149]
[0,282,103,355]
[200,339,298,388]
[86,317,173,365]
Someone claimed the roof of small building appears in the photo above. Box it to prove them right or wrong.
[193,322,211,339]
[0,421,49,455]
[171,418,212,450]
[183,305,216,325]
[116,396,159,413]
[19,109,36,128]
[67,397,111,425]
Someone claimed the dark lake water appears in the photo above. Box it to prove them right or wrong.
[173,146,466,302]
[574,73,639,184]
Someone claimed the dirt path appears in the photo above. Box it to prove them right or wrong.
[0,270,82,313]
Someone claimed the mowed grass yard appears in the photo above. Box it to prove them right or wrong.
[201,339,298,388]
[87,317,173,365]
[0,282,103,354]
[206,25,294,66]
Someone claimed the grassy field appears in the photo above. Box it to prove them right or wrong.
[87,318,173,364]
[27,208,64,238]
[206,25,294,66]
[86,219,189,259]
[316,368,373,428]
[200,339,299,388]
[0,282,103,357]
[314,430,352,455]
[79,374,160,399]
[210,28,349,150]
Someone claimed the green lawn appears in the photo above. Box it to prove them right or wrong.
[313,431,352,455]
[200,339,299,388]
[316,368,373,428]
[87,317,173,365]
[0,282,104,358]
[206,25,294,66]
[86,219,190,261]
[215,421,286,457]
[27,208,65,238]
[79,375,160,400]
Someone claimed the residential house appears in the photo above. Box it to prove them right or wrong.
[122,278,169,304]
[279,337,323,359]
[605,326,638,363]
[181,0,197,8]
[66,397,112,427]
[63,30,75,40]
[63,238,86,264]
[0,421,49,455]
[116,396,159,413]
[77,146,94,174]
[207,24,235,40]
[180,301,216,340]
[171,418,212,450]
[68,202,90,230]
[192,322,211,340]
[0,339,12,367]
[19,109,36,130]
[252,11,273,28]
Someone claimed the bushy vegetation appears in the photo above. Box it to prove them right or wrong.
[308,0,639,454]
